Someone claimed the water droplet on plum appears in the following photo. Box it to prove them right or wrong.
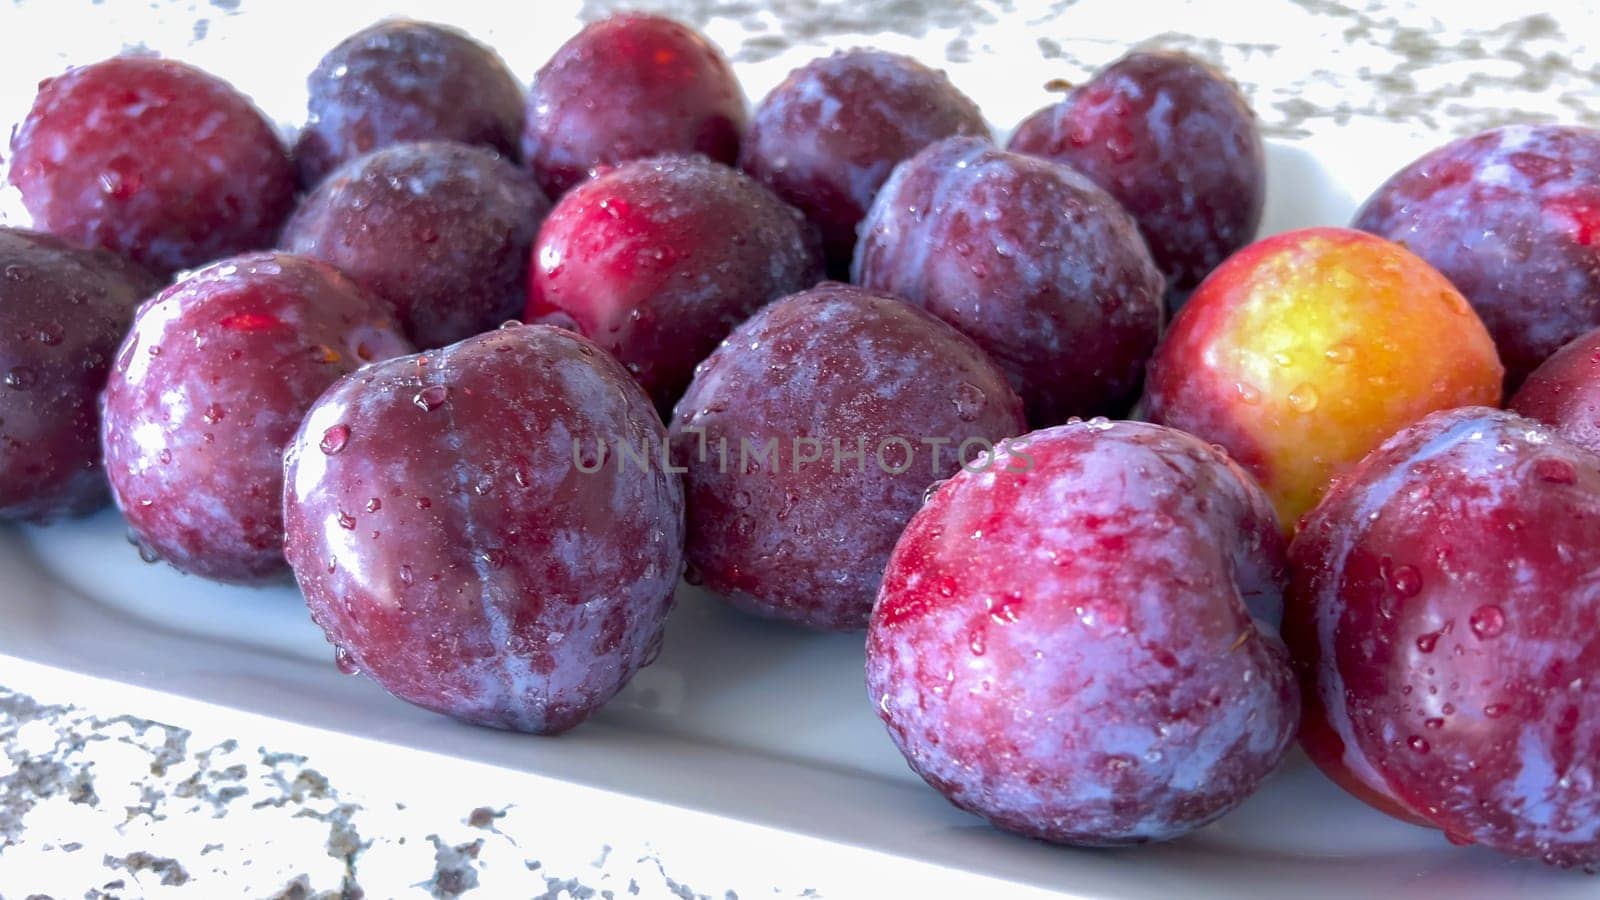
[1389,563,1422,597]
[952,382,986,422]
[1469,604,1506,639]
[1533,457,1577,485]
[4,366,37,390]
[413,385,448,411]
[333,646,359,675]
[1288,383,1320,413]
[320,424,350,454]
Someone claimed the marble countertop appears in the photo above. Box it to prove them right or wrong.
[1,0,1596,897]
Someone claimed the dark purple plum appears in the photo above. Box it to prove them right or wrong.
[7,56,295,276]
[1354,125,1600,389]
[740,49,988,276]
[854,136,1164,425]
[281,141,550,349]
[668,283,1025,631]
[1008,50,1264,296]
[527,155,823,412]
[283,324,683,733]
[868,420,1298,845]
[1512,326,1600,456]
[0,227,158,522]
[1288,407,1600,867]
[523,13,745,198]
[101,252,413,582]
[294,19,525,187]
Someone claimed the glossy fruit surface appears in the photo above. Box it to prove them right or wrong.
[283,324,683,733]
[1354,124,1600,389]
[668,283,1024,630]
[1511,326,1600,456]
[1144,226,1503,528]
[868,419,1298,845]
[740,49,987,275]
[1008,49,1264,295]
[282,141,549,349]
[854,136,1164,425]
[0,227,159,522]
[1287,407,1600,868]
[527,155,822,411]
[102,252,413,582]
[523,12,745,198]
[7,56,295,276]
[295,19,525,186]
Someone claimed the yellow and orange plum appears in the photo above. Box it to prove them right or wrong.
[1143,226,1503,529]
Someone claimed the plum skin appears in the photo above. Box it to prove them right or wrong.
[283,324,684,734]
[0,227,159,522]
[294,19,526,187]
[282,140,551,350]
[854,136,1164,426]
[740,49,988,276]
[1511,325,1600,457]
[523,12,745,199]
[7,56,296,277]
[1143,226,1504,529]
[101,252,413,583]
[867,420,1298,845]
[527,155,823,412]
[1353,125,1600,389]
[667,283,1025,631]
[1007,49,1265,296]
[1287,407,1600,867]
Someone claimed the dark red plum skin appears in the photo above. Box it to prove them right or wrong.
[523,13,745,199]
[294,20,525,187]
[101,252,413,583]
[854,137,1164,426]
[668,284,1024,631]
[1512,326,1600,457]
[0,228,158,522]
[7,56,296,277]
[740,49,988,276]
[1354,125,1600,390]
[283,324,684,733]
[867,420,1297,845]
[527,155,823,412]
[1008,50,1265,296]
[1287,407,1600,868]
[281,141,550,350]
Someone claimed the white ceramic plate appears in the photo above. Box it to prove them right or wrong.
[0,2,1596,897]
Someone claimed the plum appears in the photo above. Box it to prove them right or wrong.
[1354,125,1600,389]
[523,12,745,199]
[294,19,525,187]
[1287,407,1600,868]
[0,227,158,522]
[867,419,1298,845]
[854,136,1163,425]
[1008,49,1264,297]
[283,323,683,733]
[1512,326,1600,456]
[281,141,550,349]
[667,283,1024,630]
[101,252,413,582]
[7,56,295,277]
[1144,226,1503,528]
[740,49,988,276]
[527,155,823,412]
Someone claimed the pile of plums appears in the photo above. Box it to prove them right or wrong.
[3,9,1597,869]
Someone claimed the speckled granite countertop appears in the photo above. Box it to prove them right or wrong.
[1,1,1597,897]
